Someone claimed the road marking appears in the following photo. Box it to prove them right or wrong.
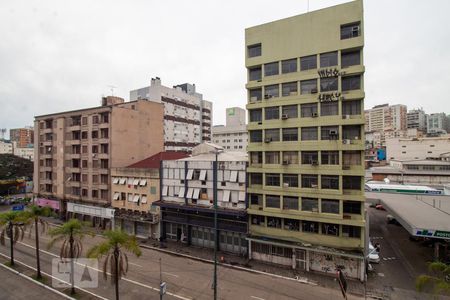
[251,296,266,300]
[163,271,179,278]
[12,240,192,300]
[128,262,143,268]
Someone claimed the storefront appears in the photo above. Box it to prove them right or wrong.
[66,202,114,229]
[114,208,159,239]
[35,198,60,213]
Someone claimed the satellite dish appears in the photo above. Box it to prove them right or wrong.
[384,178,390,184]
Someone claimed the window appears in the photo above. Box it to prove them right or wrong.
[265,129,280,142]
[81,131,88,139]
[300,55,317,70]
[343,201,361,214]
[321,126,339,140]
[250,173,263,185]
[301,175,318,188]
[342,225,361,238]
[341,50,360,68]
[282,58,297,73]
[322,223,339,236]
[284,219,300,231]
[250,152,263,164]
[267,217,282,228]
[266,195,280,208]
[320,101,338,116]
[282,128,298,141]
[265,107,279,120]
[282,105,298,118]
[342,125,361,140]
[250,194,263,206]
[248,43,261,57]
[301,151,318,164]
[249,66,262,81]
[320,77,338,91]
[320,51,338,67]
[283,197,299,210]
[249,109,262,122]
[283,151,298,164]
[341,22,360,39]
[283,174,298,187]
[250,130,262,142]
[249,88,262,101]
[343,151,361,166]
[300,79,317,94]
[92,190,98,198]
[264,62,279,76]
[321,151,339,165]
[266,174,280,186]
[342,75,361,91]
[321,176,339,190]
[265,151,280,164]
[92,130,98,139]
[302,221,319,233]
[282,82,298,96]
[343,176,362,190]
[342,100,362,115]
[301,127,318,141]
[300,103,318,117]
[251,215,265,225]
[265,85,279,98]
[92,145,98,154]
[322,199,340,214]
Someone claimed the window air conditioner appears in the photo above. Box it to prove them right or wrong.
[311,160,318,166]
[281,114,289,120]
[342,115,351,120]
[312,207,319,212]
[264,137,272,143]
[282,160,290,165]
[329,130,338,136]
[312,112,318,118]
[311,88,318,94]
[283,183,290,188]
[250,96,257,102]
[342,139,351,144]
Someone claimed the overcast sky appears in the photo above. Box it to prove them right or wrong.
[1,0,449,136]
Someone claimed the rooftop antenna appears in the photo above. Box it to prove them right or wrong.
[107,85,117,96]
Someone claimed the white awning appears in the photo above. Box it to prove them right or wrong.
[238,171,246,183]
[133,195,140,203]
[199,170,207,181]
[127,194,133,202]
[133,179,140,186]
[141,195,147,204]
[232,194,239,203]
[239,191,246,202]
[222,190,230,202]
[186,188,194,199]
[127,178,134,185]
[230,171,238,182]
[139,179,147,186]
[178,187,185,198]
[186,169,194,180]
[193,188,200,200]
[162,186,168,196]
[113,177,119,184]
[119,178,126,185]
[113,192,120,200]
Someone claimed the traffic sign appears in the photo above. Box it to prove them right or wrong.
[160,282,167,295]
[12,204,24,211]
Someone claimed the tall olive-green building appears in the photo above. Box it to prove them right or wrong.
[245,0,366,280]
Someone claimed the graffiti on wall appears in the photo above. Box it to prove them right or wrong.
[309,252,359,278]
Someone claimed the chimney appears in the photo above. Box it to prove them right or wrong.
[102,96,125,106]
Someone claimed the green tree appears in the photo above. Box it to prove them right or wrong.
[0,211,27,266]
[87,230,142,300]
[48,219,92,295]
[416,261,450,297]
[24,205,53,279]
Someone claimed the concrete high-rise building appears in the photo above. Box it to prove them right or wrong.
[427,113,450,134]
[130,77,213,152]
[365,103,407,145]
[212,107,248,151]
[407,108,427,132]
[10,127,34,148]
[246,1,365,280]
[33,96,164,226]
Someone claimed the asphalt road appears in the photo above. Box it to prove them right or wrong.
[0,266,65,300]
[0,224,362,300]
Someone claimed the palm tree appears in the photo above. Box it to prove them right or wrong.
[416,261,450,296]
[24,205,53,279]
[87,230,142,300]
[48,218,92,295]
[0,211,27,266]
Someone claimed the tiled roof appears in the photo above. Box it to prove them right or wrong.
[127,151,189,169]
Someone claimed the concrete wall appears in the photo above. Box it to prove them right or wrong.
[386,136,450,161]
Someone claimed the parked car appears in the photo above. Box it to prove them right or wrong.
[375,204,386,211]
[386,214,400,225]
[368,242,380,264]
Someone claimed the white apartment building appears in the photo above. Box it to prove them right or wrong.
[386,135,450,161]
[365,104,407,145]
[130,77,213,152]
[212,107,248,151]
[0,141,12,154]
[0,140,34,160]
[407,109,427,132]
[427,113,450,134]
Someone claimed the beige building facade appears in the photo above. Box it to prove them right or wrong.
[386,135,450,162]
[212,107,248,151]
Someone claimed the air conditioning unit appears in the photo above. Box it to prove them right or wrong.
[257,121,263,125]
[312,207,319,212]
[329,130,338,136]
[311,184,318,188]
[264,137,272,143]
[264,94,271,99]
[282,160,290,165]
[342,165,351,170]
[312,112,318,118]
[283,183,290,188]
[311,88,318,94]
[342,139,351,144]
[342,115,351,120]
[250,96,257,102]
[352,26,360,36]
[281,114,289,120]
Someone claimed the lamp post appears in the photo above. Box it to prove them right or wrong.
[211,145,223,300]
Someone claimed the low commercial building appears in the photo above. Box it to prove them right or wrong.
[111,151,188,239]
[386,135,450,161]
[156,143,248,255]
[0,141,12,154]
[212,107,247,151]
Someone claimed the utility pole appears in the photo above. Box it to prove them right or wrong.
[159,257,163,300]
[213,151,218,300]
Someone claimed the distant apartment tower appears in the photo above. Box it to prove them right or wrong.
[246,1,366,280]
[407,108,427,132]
[212,107,248,151]
[365,104,407,132]
[33,96,164,226]
[427,113,450,134]
[130,78,213,152]
[10,127,34,148]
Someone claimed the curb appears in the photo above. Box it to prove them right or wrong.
[139,244,318,286]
